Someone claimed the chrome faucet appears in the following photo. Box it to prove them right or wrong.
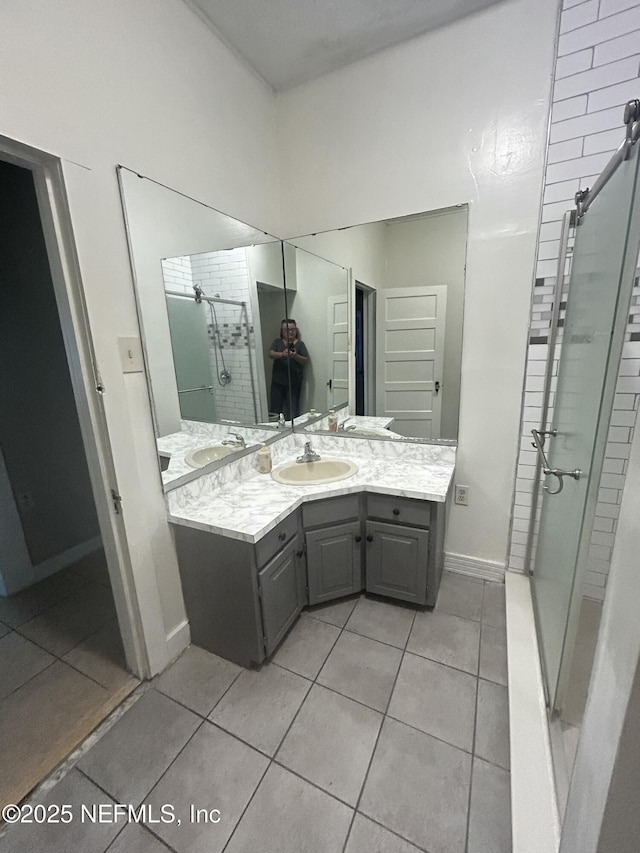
[222,432,246,448]
[296,440,321,463]
[338,418,357,431]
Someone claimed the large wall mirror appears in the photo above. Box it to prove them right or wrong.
[119,168,467,486]
[280,243,350,416]
[285,205,468,441]
[118,168,295,486]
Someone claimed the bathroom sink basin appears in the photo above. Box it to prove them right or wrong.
[272,459,358,485]
[185,445,236,468]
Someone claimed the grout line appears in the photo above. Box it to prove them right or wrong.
[464,581,485,852]
[340,604,418,852]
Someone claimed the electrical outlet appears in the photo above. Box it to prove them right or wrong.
[454,484,469,506]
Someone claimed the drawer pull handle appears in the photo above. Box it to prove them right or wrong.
[366,535,374,542]
[393,508,400,516]
[278,532,286,541]
[296,550,304,558]
[355,535,362,543]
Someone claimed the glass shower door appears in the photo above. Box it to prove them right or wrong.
[166,296,216,422]
[531,140,640,714]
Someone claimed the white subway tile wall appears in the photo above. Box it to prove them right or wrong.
[508,0,640,600]
[162,249,262,424]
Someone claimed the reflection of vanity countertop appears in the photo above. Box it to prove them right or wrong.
[157,422,276,486]
[167,433,455,542]
[305,414,395,433]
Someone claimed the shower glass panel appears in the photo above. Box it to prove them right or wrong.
[166,296,216,422]
[531,139,640,719]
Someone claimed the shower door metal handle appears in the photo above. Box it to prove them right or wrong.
[531,429,582,495]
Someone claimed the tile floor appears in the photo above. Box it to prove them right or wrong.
[0,571,510,853]
[0,551,138,810]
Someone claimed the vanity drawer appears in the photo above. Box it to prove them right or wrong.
[255,512,299,567]
[302,494,361,529]
[367,494,430,528]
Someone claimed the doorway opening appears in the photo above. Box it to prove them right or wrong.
[0,149,139,811]
[354,282,376,416]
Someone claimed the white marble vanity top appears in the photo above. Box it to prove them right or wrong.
[304,413,395,433]
[157,420,277,486]
[167,432,455,543]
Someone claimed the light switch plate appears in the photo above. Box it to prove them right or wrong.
[118,336,144,373]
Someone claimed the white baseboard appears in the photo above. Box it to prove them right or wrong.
[165,619,191,663]
[444,552,505,583]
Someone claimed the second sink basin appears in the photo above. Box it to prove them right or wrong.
[185,445,237,468]
[272,458,358,485]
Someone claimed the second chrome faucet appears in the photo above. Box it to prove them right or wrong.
[296,440,321,463]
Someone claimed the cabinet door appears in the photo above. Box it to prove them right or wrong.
[258,539,303,657]
[306,521,362,605]
[365,520,429,605]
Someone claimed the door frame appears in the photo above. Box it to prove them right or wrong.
[355,281,376,416]
[0,134,150,679]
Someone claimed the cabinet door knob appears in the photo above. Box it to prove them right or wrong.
[366,534,374,542]
[393,508,400,516]
[278,532,286,541]
[355,535,362,543]
[296,549,304,558]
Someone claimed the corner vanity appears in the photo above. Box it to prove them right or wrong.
[117,169,464,672]
[167,433,454,668]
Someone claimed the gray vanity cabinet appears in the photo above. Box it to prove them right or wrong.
[302,495,363,605]
[365,493,445,607]
[258,533,306,656]
[172,512,305,668]
[172,490,445,669]
[365,521,429,605]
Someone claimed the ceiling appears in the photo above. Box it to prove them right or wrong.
[184,0,507,92]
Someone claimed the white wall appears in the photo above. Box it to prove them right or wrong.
[288,249,350,413]
[383,209,467,438]
[1,0,280,672]
[292,210,467,437]
[276,0,559,569]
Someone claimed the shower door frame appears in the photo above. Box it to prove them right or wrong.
[527,102,640,722]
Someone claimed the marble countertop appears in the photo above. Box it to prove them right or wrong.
[167,433,455,543]
[157,421,276,486]
[304,414,395,433]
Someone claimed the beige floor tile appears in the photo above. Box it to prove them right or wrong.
[224,763,353,853]
[345,597,415,648]
[155,645,242,717]
[0,567,92,629]
[63,618,131,691]
[436,572,484,622]
[0,631,55,701]
[272,614,340,679]
[307,595,359,628]
[317,630,402,712]
[17,582,116,657]
[276,684,382,806]
[0,660,124,808]
[210,662,311,755]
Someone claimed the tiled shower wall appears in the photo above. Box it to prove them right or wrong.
[508,0,640,602]
[161,249,261,424]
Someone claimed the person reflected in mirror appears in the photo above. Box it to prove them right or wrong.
[269,318,309,420]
